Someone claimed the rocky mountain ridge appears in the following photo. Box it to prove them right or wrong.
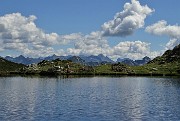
[149,44,180,64]
[4,54,151,66]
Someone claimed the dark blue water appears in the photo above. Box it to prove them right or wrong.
[0,77,180,121]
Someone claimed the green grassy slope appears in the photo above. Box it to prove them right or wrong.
[95,44,180,76]
[130,44,180,75]
[0,57,25,72]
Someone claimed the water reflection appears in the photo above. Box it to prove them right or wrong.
[0,77,180,120]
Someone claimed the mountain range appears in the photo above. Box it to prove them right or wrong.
[117,56,151,66]
[0,44,179,75]
[4,54,151,66]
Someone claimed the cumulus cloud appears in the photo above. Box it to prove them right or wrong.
[0,13,82,57]
[165,38,180,50]
[0,0,160,60]
[23,47,54,57]
[0,12,158,59]
[146,20,180,49]
[112,40,159,60]
[67,31,111,56]
[67,36,160,60]
[102,0,154,37]
[0,13,63,46]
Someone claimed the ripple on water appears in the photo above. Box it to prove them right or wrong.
[0,77,180,121]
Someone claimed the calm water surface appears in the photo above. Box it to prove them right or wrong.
[0,76,180,121]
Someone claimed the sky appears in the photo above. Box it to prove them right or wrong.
[0,0,180,60]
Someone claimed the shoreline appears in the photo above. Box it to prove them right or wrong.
[0,71,179,77]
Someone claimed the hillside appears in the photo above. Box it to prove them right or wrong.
[0,57,25,72]
[22,59,95,75]
[132,44,180,75]
[149,44,180,64]
[97,44,180,76]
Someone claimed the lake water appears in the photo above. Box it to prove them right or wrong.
[0,76,180,121]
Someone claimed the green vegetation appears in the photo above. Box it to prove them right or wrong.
[20,59,95,75]
[0,44,180,77]
[95,64,112,73]
[131,63,180,76]
[94,44,180,76]
[0,57,25,76]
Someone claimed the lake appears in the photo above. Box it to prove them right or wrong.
[0,76,180,121]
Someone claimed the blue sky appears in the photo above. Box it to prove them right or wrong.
[0,0,180,60]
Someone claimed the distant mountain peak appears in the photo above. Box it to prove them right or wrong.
[4,54,115,66]
[52,54,57,57]
[67,56,85,64]
[117,56,151,66]
[98,54,105,57]
[143,56,151,60]
[18,55,25,58]
[117,58,131,63]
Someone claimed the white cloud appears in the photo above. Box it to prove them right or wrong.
[0,0,161,60]
[102,0,154,37]
[0,12,158,59]
[23,47,55,57]
[112,40,159,60]
[4,43,27,50]
[146,20,180,49]
[113,41,150,54]
[146,20,180,38]
[67,31,110,56]
[165,38,179,50]
[67,37,160,60]
[0,13,82,57]
[0,13,66,46]
[62,33,82,40]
